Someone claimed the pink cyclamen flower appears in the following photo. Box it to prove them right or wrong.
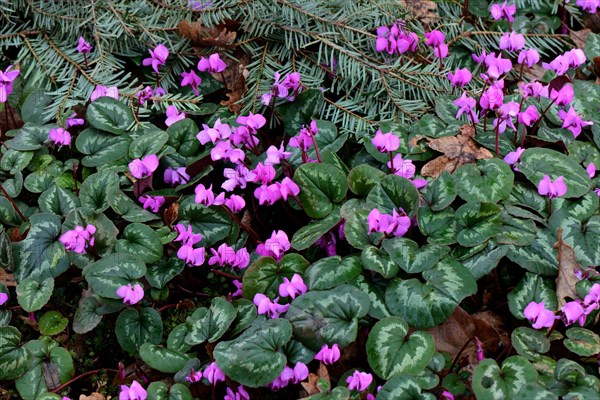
[254,183,282,206]
[225,194,246,213]
[367,208,411,237]
[270,366,294,390]
[542,54,572,76]
[198,53,226,73]
[485,53,512,79]
[265,143,292,166]
[119,381,147,400]
[372,130,400,153]
[90,85,119,102]
[0,65,19,103]
[253,294,289,318]
[538,175,567,198]
[447,68,472,87]
[279,177,300,200]
[237,112,266,133]
[490,1,517,22]
[208,243,236,266]
[195,184,225,207]
[279,274,307,299]
[66,113,84,128]
[499,31,525,52]
[164,166,190,186]
[224,386,250,400]
[138,195,165,212]
[454,92,479,124]
[441,391,455,400]
[165,105,186,126]
[137,86,154,105]
[116,283,144,306]
[388,154,416,179]
[586,163,596,179]
[204,362,225,384]
[558,107,593,138]
[77,37,92,53]
[562,301,586,326]
[142,44,169,74]
[177,245,206,266]
[520,81,544,99]
[49,127,72,147]
[523,301,556,329]
[252,163,277,185]
[210,140,245,163]
[59,225,96,254]
[548,84,574,107]
[517,105,539,127]
[503,147,525,170]
[480,85,504,110]
[493,101,520,134]
[174,223,203,246]
[346,371,373,392]
[256,230,290,261]
[0,292,8,306]
[424,30,448,58]
[292,363,309,383]
[577,0,600,12]
[181,70,202,96]
[197,118,231,145]
[186,369,203,383]
[128,154,159,179]
[314,344,340,365]
[518,49,540,68]
[584,283,600,308]
[231,279,243,297]
[222,165,255,192]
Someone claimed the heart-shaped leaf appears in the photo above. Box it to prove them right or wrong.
[277,89,324,134]
[72,296,103,334]
[512,327,551,361]
[116,223,163,263]
[146,258,185,289]
[472,356,537,400]
[0,326,33,380]
[185,297,237,345]
[242,254,309,300]
[417,207,458,245]
[285,285,370,350]
[507,273,557,320]
[8,123,53,151]
[75,128,130,167]
[455,159,514,203]
[63,207,118,257]
[38,311,68,336]
[295,162,347,219]
[347,164,387,197]
[107,187,159,223]
[213,317,292,388]
[147,382,193,400]
[422,170,456,211]
[178,197,233,247]
[377,376,436,400]
[304,255,362,290]
[382,237,450,274]
[455,202,502,247]
[291,206,342,251]
[38,186,79,217]
[350,274,391,320]
[139,343,192,373]
[86,97,134,134]
[115,307,163,354]
[367,316,435,379]
[361,246,400,279]
[557,216,600,267]
[0,149,33,174]
[83,254,146,299]
[16,277,54,312]
[564,328,600,357]
[79,171,120,212]
[166,119,200,157]
[130,129,168,159]
[366,174,420,217]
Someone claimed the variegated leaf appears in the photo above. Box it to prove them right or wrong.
[304,255,362,290]
[115,223,163,263]
[83,254,146,299]
[139,343,192,373]
[242,254,309,300]
[366,174,420,217]
[115,307,163,354]
[86,97,135,135]
[185,297,237,345]
[295,162,348,219]
[472,356,537,400]
[16,277,54,312]
[0,326,32,381]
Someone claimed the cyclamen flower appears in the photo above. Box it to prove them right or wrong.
[518,49,540,68]
[198,53,226,73]
[547,84,574,107]
[165,105,186,126]
[424,30,448,59]
[186,369,203,383]
[256,230,290,261]
[222,165,255,192]
[523,301,555,329]
[538,175,567,198]
[315,232,337,257]
[517,105,539,127]
[231,279,243,297]
[181,70,202,95]
[577,0,600,12]
[210,140,245,163]
[280,177,300,200]
[177,245,206,266]
[164,166,190,186]
[490,1,516,22]
[0,292,8,306]
[138,195,165,212]
[254,183,282,205]
[447,68,472,87]
[237,112,266,134]
[173,223,202,246]
[499,31,525,52]
[265,143,292,166]
[558,107,593,138]
[346,371,373,392]
[252,163,277,185]
[142,44,169,74]
[480,85,504,111]
[137,86,154,105]
[503,147,525,170]
[90,85,118,102]
[562,301,586,326]
[129,154,159,179]
[375,21,418,55]
[586,163,596,179]
[261,72,303,105]
[195,184,225,206]
[119,381,147,400]
[388,154,416,179]
[66,113,84,128]
[454,92,479,124]
[0,65,19,103]
[314,343,340,364]
[520,81,544,99]
[367,208,411,237]
[208,243,249,269]
[584,283,600,309]
[485,53,512,79]
[224,386,250,400]
[116,283,144,305]
[225,195,246,213]
[204,362,225,384]
[441,391,455,400]
[59,225,96,254]
[493,101,520,134]
[253,293,289,318]
[279,274,307,299]
[49,127,72,147]
[542,55,570,76]
[197,118,231,145]
[77,37,92,54]
[372,130,400,153]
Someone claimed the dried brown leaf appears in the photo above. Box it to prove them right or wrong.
[80,393,106,400]
[554,228,583,308]
[421,125,493,178]
[300,362,330,397]
[570,29,591,51]
[163,202,179,227]
[177,20,236,47]
[0,267,16,287]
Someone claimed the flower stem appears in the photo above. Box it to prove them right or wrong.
[520,125,527,148]
[530,98,556,135]
[52,368,119,393]
[311,134,322,163]
[389,151,395,173]
[210,268,238,280]
[0,184,27,222]
[494,122,500,156]
[220,205,261,243]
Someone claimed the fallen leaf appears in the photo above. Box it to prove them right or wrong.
[177,20,236,48]
[426,307,506,367]
[0,267,16,287]
[419,124,493,178]
[163,202,179,227]
[554,228,583,308]
[80,393,106,400]
[300,362,330,397]
[403,0,437,25]
[219,53,250,114]
[569,29,591,50]
[42,360,62,390]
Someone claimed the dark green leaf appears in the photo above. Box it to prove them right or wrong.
[86,97,134,134]
[115,307,163,354]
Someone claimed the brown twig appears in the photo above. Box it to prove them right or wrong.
[0,184,27,222]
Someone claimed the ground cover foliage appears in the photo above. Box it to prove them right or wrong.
[1,0,600,399]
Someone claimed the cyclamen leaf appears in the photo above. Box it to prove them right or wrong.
[507,273,557,320]
[366,316,435,379]
[130,129,169,159]
[455,202,502,247]
[213,317,292,388]
[115,307,163,354]
[115,223,163,263]
[82,254,146,299]
[147,382,193,400]
[242,254,310,300]
[38,186,79,217]
[178,197,233,247]
[79,171,120,212]
[563,328,600,357]
[107,187,159,223]
[16,277,54,312]
[472,356,537,400]
[366,174,420,217]
[377,376,436,400]
[511,327,551,361]
[382,238,450,274]
[304,255,362,290]
[291,206,342,251]
[285,285,370,351]
[185,297,237,345]
[38,311,68,336]
[8,123,53,151]
[422,170,456,211]
[75,128,130,167]
[86,97,135,134]
[139,343,192,373]
[72,297,103,334]
[361,246,400,279]
[455,158,514,203]
[347,164,387,197]
[0,326,33,381]
[167,119,200,157]
[0,149,34,174]
[295,162,348,219]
